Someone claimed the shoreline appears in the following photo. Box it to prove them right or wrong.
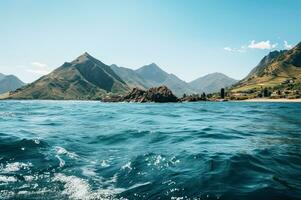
[236,98,301,103]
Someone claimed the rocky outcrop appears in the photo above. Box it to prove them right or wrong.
[123,86,179,102]
[102,85,179,103]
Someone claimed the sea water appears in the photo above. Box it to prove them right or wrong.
[0,100,300,200]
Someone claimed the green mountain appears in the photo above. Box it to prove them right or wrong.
[0,73,25,94]
[232,42,301,93]
[9,53,129,100]
[189,72,237,94]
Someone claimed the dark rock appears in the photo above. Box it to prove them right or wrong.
[124,85,179,103]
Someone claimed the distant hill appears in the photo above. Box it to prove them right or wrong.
[232,41,301,93]
[9,53,129,100]
[189,72,237,94]
[134,63,195,96]
[0,73,25,94]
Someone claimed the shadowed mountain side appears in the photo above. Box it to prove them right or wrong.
[110,64,149,89]
[8,53,130,100]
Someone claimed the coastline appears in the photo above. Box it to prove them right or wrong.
[238,98,301,103]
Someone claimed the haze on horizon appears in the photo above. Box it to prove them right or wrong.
[0,0,300,83]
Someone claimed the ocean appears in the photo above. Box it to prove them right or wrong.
[0,100,300,200]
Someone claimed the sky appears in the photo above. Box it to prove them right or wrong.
[0,0,300,83]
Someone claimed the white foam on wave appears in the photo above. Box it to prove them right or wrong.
[23,175,35,182]
[145,155,180,169]
[53,173,91,200]
[81,166,97,177]
[0,162,32,173]
[53,173,127,200]
[55,146,79,159]
[121,162,132,171]
[34,139,40,144]
[55,155,66,168]
[0,175,17,183]
[154,155,165,166]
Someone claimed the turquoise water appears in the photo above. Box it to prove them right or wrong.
[0,101,301,200]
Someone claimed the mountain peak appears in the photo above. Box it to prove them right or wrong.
[143,63,166,72]
[149,62,159,67]
[135,63,169,85]
[72,52,106,66]
[136,63,167,74]
[77,52,93,60]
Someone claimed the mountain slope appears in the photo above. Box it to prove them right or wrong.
[9,53,130,100]
[0,74,25,94]
[135,63,195,96]
[135,63,170,86]
[189,72,237,94]
[110,64,148,89]
[232,42,301,92]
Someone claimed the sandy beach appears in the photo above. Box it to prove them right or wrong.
[240,98,301,103]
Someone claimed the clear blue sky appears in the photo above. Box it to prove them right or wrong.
[0,0,300,83]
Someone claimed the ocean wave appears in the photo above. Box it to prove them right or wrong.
[53,173,126,200]
[55,146,79,159]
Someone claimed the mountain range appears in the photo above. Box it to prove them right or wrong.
[5,40,301,100]
[5,53,236,99]
[0,73,25,94]
[15,42,301,100]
